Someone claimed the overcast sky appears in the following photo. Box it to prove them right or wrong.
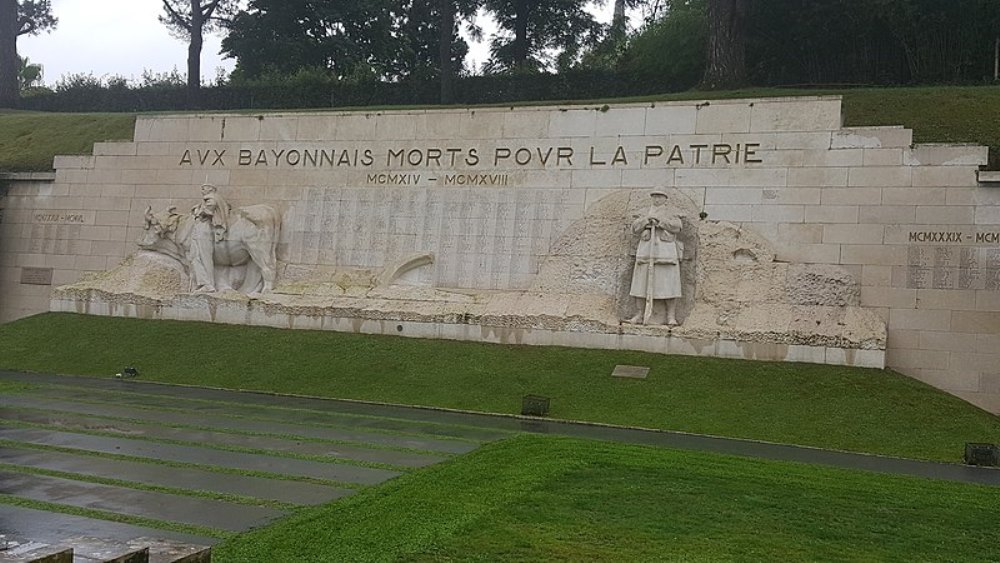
[18,0,622,87]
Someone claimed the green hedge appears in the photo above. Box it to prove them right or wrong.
[18,71,664,113]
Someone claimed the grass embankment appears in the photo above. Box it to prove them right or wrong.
[0,111,135,172]
[2,313,998,462]
[215,434,1000,562]
[2,85,999,172]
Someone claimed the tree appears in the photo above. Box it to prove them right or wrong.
[223,0,397,79]
[701,0,748,89]
[18,55,42,90]
[437,0,480,103]
[0,0,56,107]
[482,0,606,72]
[160,0,239,105]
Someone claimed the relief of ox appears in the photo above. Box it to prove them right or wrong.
[139,185,280,296]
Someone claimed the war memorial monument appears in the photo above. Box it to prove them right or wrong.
[2,96,999,413]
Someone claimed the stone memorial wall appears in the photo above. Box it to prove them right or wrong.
[1,96,998,413]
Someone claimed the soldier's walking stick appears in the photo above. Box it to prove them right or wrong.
[643,222,658,325]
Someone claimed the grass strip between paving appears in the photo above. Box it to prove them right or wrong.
[0,463,297,511]
[2,313,998,462]
[214,434,1000,562]
[0,419,410,473]
[0,493,231,541]
[0,439,363,490]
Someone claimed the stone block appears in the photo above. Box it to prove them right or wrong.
[918,331,979,352]
[887,328,921,349]
[881,187,947,206]
[976,291,1000,312]
[862,149,903,166]
[53,155,95,170]
[503,111,550,139]
[548,109,596,137]
[888,308,952,331]
[861,287,916,309]
[886,348,949,370]
[800,148,864,167]
[258,117,299,141]
[946,188,977,206]
[820,188,881,205]
[832,127,912,149]
[911,367,981,392]
[595,107,647,137]
[750,98,841,132]
[770,131,835,151]
[221,116,261,141]
[750,205,804,223]
[786,344,827,364]
[706,188,762,205]
[974,206,1000,225]
[912,167,978,187]
[695,101,751,134]
[840,244,906,266]
[134,118,190,142]
[760,187,821,205]
[93,142,137,157]
[914,289,977,311]
[645,105,698,135]
[805,205,858,224]
[913,205,974,224]
[905,144,989,167]
[823,224,884,245]
[858,205,916,225]
[848,167,912,187]
[787,167,849,187]
[188,117,225,142]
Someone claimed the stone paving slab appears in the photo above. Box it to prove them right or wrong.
[0,446,351,506]
[1,371,527,434]
[31,386,508,442]
[0,428,401,485]
[1,396,477,455]
[0,505,215,559]
[0,471,283,532]
[2,408,446,468]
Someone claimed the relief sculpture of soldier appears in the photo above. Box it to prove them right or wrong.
[628,190,685,326]
[190,184,231,293]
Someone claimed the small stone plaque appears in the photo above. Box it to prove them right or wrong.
[611,365,650,379]
[20,267,53,286]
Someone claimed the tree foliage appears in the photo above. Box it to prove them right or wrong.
[0,0,57,107]
[160,0,240,103]
[482,0,606,73]
[222,0,473,83]
[18,55,41,90]
[619,0,706,89]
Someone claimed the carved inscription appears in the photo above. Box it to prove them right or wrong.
[906,245,1000,290]
[29,210,94,255]
[178,142,764,171]
[286,187,577,289]
[20,267,53,286]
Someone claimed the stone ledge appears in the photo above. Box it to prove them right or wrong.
[50,292,886,370]
[977,170,1000,184]
[0,171,56,181]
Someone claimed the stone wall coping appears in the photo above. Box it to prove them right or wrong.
[139,95,846,120]
[977,170,1000,184]
[0,172,56,181]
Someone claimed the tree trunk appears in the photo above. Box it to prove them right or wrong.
[701,0,749,90]
[439,0,455,104]
[187,0,203,108]
[513,0,529,68]
[0,0,19,108]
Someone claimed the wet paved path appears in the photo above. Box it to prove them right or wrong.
[2,370,998,559]
[0,371,511,559]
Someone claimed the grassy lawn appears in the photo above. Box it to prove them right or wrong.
[215,434,1000,562]
[2,313,998,462]
[2,85,1000,172]
[0,111,135,172]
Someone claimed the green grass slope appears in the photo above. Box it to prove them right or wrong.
[0,111,135,172]
[215,434,1000,562]
[1,313,997,462]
